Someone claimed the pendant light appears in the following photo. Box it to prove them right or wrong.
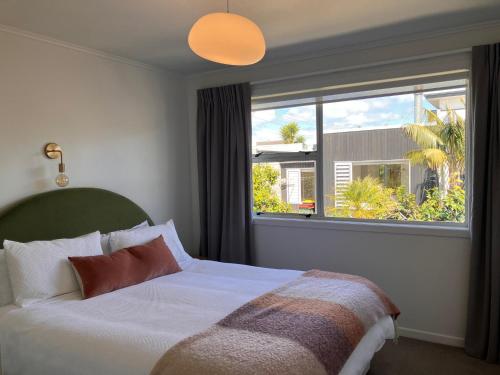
[188,0,266,66]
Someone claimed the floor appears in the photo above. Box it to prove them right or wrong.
[369,337,500,375]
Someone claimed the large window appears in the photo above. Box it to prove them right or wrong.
[252,78,468,224]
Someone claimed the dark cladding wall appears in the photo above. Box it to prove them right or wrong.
[323,128,425,195]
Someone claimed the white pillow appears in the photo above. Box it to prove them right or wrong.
[4,231,102,307]
[109,220,192,267]
[100,220,149,254]
[0,250,14,306]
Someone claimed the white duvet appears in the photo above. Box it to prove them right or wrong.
[0,260,394,375]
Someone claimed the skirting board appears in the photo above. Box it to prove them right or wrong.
[399,326,465,347]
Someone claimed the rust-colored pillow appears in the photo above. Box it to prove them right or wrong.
[69,235,181,298]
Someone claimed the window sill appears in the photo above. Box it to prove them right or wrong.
[252,215,471,239]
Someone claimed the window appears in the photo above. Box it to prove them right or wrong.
[252,103,318,214]
[352,162,408,190]
[253,104,316,153]
[252,161,317,214]
[252,78,468,224]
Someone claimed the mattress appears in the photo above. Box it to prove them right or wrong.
[0,260,394,375]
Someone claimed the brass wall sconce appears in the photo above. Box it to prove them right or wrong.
[44,143,69,187]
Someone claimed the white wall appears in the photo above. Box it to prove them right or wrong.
[0,29,194,250]
[186,21,500,346]
[253,219,470,346]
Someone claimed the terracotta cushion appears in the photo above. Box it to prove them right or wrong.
[69,235,181,298]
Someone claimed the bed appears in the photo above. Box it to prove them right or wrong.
[0,188,398,375]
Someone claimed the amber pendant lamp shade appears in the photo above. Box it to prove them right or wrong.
[188,12,266,66]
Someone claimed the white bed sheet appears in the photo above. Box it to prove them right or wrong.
[0,260,394,375]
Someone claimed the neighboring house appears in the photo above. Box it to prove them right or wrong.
[323,126,425,208]
[256,128,425,212]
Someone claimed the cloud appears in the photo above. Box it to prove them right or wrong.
[252,96,415,142]
[344,113,369,124]
[396,94,414,103]
[323,100,370,119]
[282,106,316,122]
[370,99,390,109]
[323,110,408,132]
[379,113,401,120]
[323,94,414,120]
[252,127,281,144]
[251,109,277,126]
[322,94,415,133]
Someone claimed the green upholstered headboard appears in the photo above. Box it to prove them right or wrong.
[0,188,153,244]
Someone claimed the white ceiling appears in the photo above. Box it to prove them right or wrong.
[0,0,499,74]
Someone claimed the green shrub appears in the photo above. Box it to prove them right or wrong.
[388,186,420,221]
[327,177,397,219]
[252,164,291,213]
[327,178,465,223]
[417,185,465,222]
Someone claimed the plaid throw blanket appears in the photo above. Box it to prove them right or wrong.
[151,270,400,375]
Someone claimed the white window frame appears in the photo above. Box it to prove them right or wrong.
[285,168,301,204]
[251,75,471,235]
[297,167,317,203]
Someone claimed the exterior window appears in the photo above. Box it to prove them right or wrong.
[252,79,467,224]
[252,161,317,214]
[283,163,316,211]
[352,162,408,190]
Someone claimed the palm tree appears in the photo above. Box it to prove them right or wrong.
[403,108,465,185]
[328,177,397,219]
[280,122,306,145]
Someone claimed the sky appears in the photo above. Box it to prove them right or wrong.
[251,93,432,148]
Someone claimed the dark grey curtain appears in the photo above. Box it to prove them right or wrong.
[465,43,500,363]
[197,83,252,264]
